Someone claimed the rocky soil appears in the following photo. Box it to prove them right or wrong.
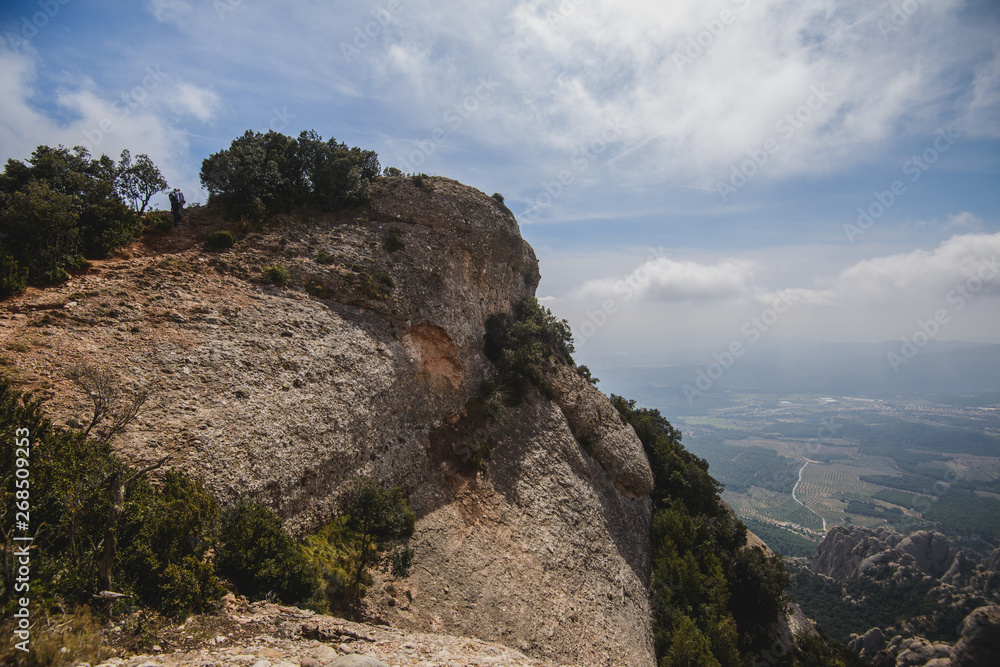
[1,177,655,666]
[83,594,574,667]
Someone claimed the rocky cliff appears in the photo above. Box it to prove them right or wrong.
[1,176,654,666]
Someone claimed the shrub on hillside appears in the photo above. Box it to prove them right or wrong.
[215,498,318,604]
[382,228,404,252]
[484,297,575,401]
[262,263,291,286]
[0,145,164,291]
[200,130,379,218]
[116,471,227,616]
[302,479,415,613]
[0,246,27,298]
[205,230,236,251]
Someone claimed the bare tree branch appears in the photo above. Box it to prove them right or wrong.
[67,363,149,442]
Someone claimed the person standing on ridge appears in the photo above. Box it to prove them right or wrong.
[168,187,186,227]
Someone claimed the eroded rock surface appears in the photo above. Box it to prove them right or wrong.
[1,177,653,666]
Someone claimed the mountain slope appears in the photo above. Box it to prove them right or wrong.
[2,176,655,666]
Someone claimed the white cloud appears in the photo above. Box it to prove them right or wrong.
[351,0,993,192]
[574,257,758,304]
[144,0,193,25]
[169,81,221,123]
[960,37,1000,138]
[567,232,1000,310]
[829,232,1000,302]
[945,212,984,232]
[0,43,220,202]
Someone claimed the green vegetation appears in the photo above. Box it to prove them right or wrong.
[215,498,316,604]
[491,192,505,205]
[0,375,415,661]
[484,297,575,401]
[923,488,1000,539]
[261,263,291,286]
[697,442,799,495]
[204,230,236,250]
[790,562,985,644]
[843,499,903,521]
[0,246,28,299]
[358,270,395,300]
[302,479,415,613]
[199,129,379,220]
[0,145,166,294]
[791,628,868,667]
[382,228,404,252]
[0,376,225,616]
[612,396,789,664]
[841,416,1000,457]
[741,518,818,558]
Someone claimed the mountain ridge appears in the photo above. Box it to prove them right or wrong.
[2,176,657,665]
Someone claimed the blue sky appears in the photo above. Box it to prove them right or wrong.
[2,0,999,371]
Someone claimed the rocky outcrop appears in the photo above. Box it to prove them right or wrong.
[951,605,1000,667]
[811,526,901,579]
[896,531,957,579]
[1,176,653,666]
[89,594,574,666]
[548,363,654,500]
[812,527,999,667]
[813,527,960,582]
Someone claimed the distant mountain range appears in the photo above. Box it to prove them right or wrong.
[589,339,1000,413]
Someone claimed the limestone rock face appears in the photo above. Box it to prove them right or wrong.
[951,605,1000,667]
[0,176,653,666]
[895,531,956,579]
[811,526,897,579]
[548,363,654,500]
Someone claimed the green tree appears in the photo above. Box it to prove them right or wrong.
[663,614,722,667]
[0,244,28,299]
[0,144,152,290]
[116,149,167,216]
[484,297,575,400]
[117,471,225,615]
[344,478,415,591]
[0,180,80,283]
[215,497,317,604]
[199,129,380,218]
